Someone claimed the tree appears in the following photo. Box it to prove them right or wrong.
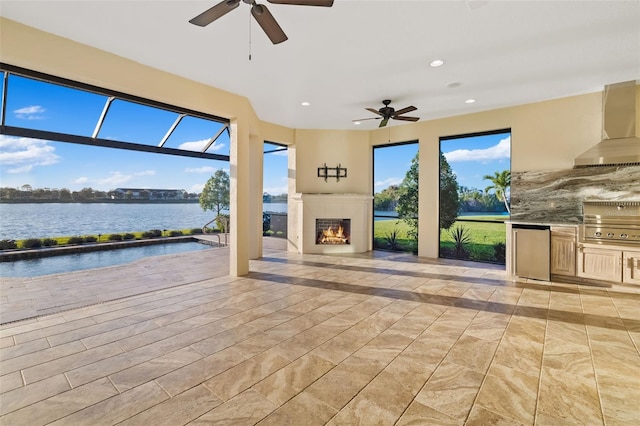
[439,151,460,230]
[374,185,399,211]
[397,153,420,239]
[396,151,460,241]
[483,170,511,214]
[199,170,230,218]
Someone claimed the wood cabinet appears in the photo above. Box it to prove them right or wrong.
[550,226,576,276]
[623,249,640,285]
[577,245,623,282]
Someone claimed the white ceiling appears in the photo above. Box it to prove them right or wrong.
[1,1,639,130]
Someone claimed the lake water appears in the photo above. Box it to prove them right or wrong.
[0,241,212,277]
[0,202,288,240]
[0,203,507,240]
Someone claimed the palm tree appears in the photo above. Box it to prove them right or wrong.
[483,170,511,214]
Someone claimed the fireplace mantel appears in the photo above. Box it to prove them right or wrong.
[292,193,372,254]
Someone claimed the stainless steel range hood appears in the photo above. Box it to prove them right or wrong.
[574,81,640,167]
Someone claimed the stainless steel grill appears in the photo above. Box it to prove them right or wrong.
[582,201,640,244]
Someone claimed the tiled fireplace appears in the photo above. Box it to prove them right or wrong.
[292,193,372,254]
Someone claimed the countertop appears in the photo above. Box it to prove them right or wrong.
[506,220,579,227]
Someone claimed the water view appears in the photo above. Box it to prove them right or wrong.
[0,202,288,240]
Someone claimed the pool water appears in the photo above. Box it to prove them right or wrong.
[0,242,213,277]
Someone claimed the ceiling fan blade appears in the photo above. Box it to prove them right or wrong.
[252,4,288,44]
[379,118,390,128]
[366,108,384,117]
[189,0,240,26]
[267,0,334,6]
[392,106,417,117]
[393,116,420,122]
[352,117,381,122]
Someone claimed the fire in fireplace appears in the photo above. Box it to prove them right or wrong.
[316,218,351,245]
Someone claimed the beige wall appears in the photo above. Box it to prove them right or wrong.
[367,89,636,257]
[2,18,638,265]
[294,129,371,194]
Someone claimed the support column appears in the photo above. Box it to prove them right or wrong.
[249,134,263,259]
[287,144,299,253]
[229,118,250,276]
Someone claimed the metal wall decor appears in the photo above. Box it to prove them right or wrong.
[317,163,347,182]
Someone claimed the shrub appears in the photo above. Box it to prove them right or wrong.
[41,238,58,247]
[0,239,18,250]
[189,228,203,235]
[384,229,401,251]
[67,236,84,245]
[22,238,42,249]
[449,225,472,259]
[142,231,156,238]
[169,230,183,237]
[123,233,136,240]
[216,214,230,232]
[149,229,163,237]
[493,242,506,263]
[84,235,98,243]
[263,213,271,235]
[108,234,123,241]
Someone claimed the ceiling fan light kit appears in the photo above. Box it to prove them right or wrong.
[354,100,420,128]
[189,0,334,44]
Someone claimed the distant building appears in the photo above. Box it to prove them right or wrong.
[110,188,188,200]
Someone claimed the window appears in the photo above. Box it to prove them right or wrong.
[439,130,511,264]
[0,64,229,160]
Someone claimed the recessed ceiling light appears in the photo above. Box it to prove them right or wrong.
[301,101,311,106]
[353,121,361,125]
[429,59,444,67]
[465,99,477,104]
[446,82,462,88]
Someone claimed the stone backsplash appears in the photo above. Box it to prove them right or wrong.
[510,165,640,223]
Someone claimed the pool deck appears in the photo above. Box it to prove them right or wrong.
[0,237,284,325]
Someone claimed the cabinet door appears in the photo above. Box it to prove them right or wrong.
[623,250,640,285]
[577,246,622,282]
[551,235,576,276]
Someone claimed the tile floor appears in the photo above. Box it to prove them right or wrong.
[0,241,639,425]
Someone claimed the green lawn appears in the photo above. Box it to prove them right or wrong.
[374,216,506,263]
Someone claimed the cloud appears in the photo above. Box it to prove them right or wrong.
[185,166,218,173]
[93,170,156,187]
[443,135,511,162]
[14,105,46,120]
[97,171,133,186]
[0,135,60,173]
[178,139,225,152]
[74,177,89,184]
[6,165,33,174]
[263,185,288,195]
[374,177,403,187]
[190,183,205,193]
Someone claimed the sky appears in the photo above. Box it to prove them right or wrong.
[0,71,509,196]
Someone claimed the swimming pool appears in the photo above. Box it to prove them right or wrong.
[0,242,213,277]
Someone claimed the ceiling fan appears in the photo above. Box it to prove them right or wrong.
[189,0,334,45]
[354,100,420,128]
